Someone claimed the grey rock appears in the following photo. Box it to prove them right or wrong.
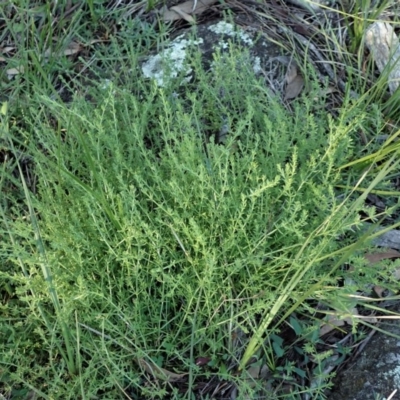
[365,22,400,96]
[361,222,400,250]
[141,20,283,88]
[328,302,400,400]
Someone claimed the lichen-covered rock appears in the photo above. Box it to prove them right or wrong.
[141,20,282,87]
[328,302,400,400]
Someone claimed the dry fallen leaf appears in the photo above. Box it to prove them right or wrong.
[284,64,304,100]
[169,6,195,23]
[312,86,338,101]
[393,267,400,280]
[374,285,386,297]
[44,41,82,58]
[137,358,187,382]
[285,64,298,84]
[195,357,211,366]
[1,46,15,54]
[6,66,24,76]
[319,310,354,336]
[365,250,400,265]
[245,359,263,388]
[162,0,217,22]
[63,41,81,56]
[320,307,378,336]
[365,250,400,296]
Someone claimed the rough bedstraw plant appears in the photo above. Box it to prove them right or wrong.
[1,45,396,398]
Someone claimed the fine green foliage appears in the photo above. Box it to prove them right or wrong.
[0,0,165,106]
[1,42,397,399]
[2,0,400,396]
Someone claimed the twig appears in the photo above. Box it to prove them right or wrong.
[352,328,377,359]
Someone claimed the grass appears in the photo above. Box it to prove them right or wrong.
[1,0,400,399]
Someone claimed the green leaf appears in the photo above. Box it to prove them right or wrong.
[290,316,303,336]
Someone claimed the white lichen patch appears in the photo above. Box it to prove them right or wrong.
[381,352,400,394]
[141,21,263,87]
[383,364,400,389]
[99,79,112,90]
[208,21,254,46]
[253,56,261,74]
[207,21,262,74]
[141,35,203,87]
[387,353,400,364]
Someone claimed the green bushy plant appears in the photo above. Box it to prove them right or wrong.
[1,45,395,398]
